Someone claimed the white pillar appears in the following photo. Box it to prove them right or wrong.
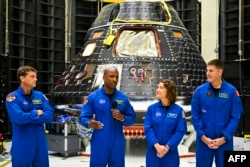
[200,0,219,62]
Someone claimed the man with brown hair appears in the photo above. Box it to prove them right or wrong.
[191,59,243,167]
[5,66,54,167]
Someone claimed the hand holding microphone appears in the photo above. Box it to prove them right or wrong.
[111,101,125,121]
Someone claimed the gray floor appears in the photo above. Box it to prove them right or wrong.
[1,137,248,167]
[0,139,195,167]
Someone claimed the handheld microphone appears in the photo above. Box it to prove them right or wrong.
[111,101,117,109]
[111,101,117,124]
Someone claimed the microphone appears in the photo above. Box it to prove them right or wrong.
[111,101,117,124]
[111,101,117,109]
[111,101,124,122]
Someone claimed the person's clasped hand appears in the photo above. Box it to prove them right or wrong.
[154,143,169,158]
[201,135,226,149]
[212,137,227,148]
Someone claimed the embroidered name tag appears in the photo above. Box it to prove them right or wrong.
[115,100,123,105]
[33,99,42,104]
[219,93,228,98]
[167,113,177,118]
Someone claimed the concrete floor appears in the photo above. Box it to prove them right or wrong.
[1,137,247,167]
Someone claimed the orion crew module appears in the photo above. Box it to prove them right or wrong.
[51,0,207,151]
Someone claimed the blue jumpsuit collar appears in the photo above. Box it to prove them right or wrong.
[157,100,173,107]
[17,86,34,96]
[207,79,227,90]
[100,85,117,96]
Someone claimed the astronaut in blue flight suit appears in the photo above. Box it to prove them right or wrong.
[5,66,54,167]
[191,59,243,167]
[144,79,187,167]
[80,66,136,167]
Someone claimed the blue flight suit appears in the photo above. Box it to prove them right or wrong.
[191,80,243,167]
[144,101,187,167]
[5,86,54,167]
[80,86,136,167]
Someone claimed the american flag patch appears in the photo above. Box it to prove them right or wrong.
[6,94,16,102]
[182,111,186,118]
[235,91,239,96]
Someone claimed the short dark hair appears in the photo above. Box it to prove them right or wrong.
[17,66,37,82]
[160,78,177,103]
[207,59,224,70]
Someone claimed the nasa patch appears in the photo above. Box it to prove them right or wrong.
[6,94,16,102]
[99,99,106,104]
[155,112,162,117]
